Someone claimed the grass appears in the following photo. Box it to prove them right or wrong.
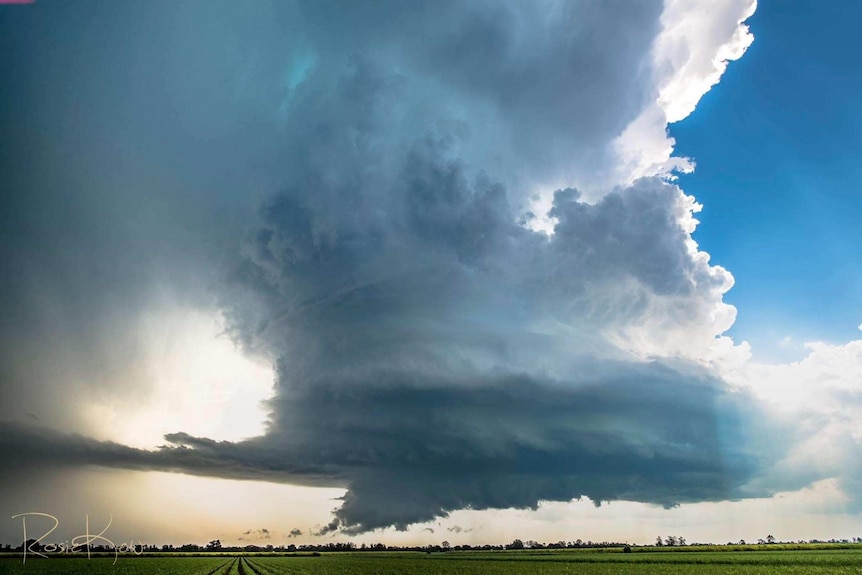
[0,548,861,574]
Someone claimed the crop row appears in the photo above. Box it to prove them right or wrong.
[0,550,860,574]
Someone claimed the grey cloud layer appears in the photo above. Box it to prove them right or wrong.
[0,359,769,533]
[0,0,785,533]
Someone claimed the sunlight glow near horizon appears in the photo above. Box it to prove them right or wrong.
[129,473,346,545]
[83,308,273,449]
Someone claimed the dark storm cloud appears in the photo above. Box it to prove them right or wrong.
[0,0,663,428]
[0,0,666,425]
[196,76,788,524]
[261,363,767,532]
[1,123,786,529]
[0,358,778,532]
[0,0,782,535]
[291,0,663,185]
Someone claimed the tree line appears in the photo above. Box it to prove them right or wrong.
[1,535,861,554]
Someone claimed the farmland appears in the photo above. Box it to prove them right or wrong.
[1,547,861,574]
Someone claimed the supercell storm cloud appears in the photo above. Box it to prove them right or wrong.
[213,6,760,532]
[6,0,861,539]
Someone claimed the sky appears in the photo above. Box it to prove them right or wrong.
[1,0,861,548]
[671,0,862,362]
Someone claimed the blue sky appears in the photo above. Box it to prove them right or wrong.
[672,0,862,360]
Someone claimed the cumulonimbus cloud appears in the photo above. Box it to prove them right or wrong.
[1,0,805,535]
[0,162,778,533]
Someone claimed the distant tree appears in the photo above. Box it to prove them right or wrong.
[206,540,222,551]
[441,541,450,550]
[655,536,663,547]
[766,535,775,544]
[507,539,525,550]
[738,540,746,545]
[665,536,678,547]
[623,544,632,554]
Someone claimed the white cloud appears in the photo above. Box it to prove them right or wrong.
[732,339,862,411]
[721,336,862,508]
[656,0,758,124]
[613,0,757,183]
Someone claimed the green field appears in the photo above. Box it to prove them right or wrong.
[1,549,861,574]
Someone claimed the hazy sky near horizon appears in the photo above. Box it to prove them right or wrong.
[1,0,861,547]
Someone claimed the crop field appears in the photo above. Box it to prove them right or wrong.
[1,548,862,575]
